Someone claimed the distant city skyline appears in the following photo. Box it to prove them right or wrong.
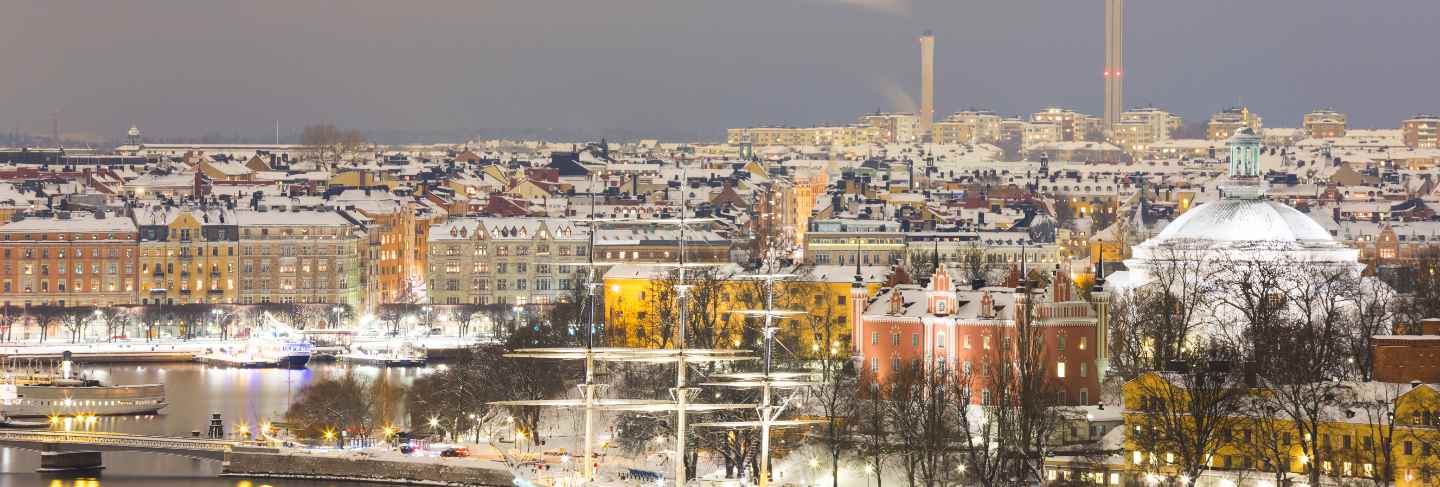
[3,0,1438,142]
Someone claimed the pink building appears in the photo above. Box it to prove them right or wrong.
[852,264,1110,406]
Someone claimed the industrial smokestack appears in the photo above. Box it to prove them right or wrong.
[919,30,935,142]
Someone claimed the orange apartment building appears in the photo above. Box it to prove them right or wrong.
[0,211,139,308]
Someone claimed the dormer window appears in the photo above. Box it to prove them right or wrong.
[935,300,947,314]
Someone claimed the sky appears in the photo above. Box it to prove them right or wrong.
[3,0,1439,142]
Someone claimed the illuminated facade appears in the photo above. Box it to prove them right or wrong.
[235,209,363,307]
[136,206,237,305]
[0,212,138,307]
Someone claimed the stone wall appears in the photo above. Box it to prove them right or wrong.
[224,449,514,486]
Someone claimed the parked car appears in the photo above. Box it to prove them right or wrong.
[440,447,470,458]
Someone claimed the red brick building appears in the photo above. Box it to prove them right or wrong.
[853,264,1109,405]
[1372,319,1440,384]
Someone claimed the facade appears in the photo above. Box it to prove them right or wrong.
[426,218,589,306]
[726,126,882,147]
[603,264,886,351]
[1206,106,1263,141]
[1120,373,1440,487]
[853,265,1107,406]
[593,227,730,265]
[804,219,906,266]
[136,206,238,305]
[339,199,441,304]
[860,113,920,144]
[1023,122,1064,149]
[934,110,1003,145]
[1032,107,1098,142]
[1111,107,1180,154]
[0,212,138,308]
[1402,114,1440,149]
[235,209,363,307]
[1303,109,1348,139]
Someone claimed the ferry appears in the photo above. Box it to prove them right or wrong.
[0,353,167,418]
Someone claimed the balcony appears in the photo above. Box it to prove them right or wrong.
[207,289,224,295]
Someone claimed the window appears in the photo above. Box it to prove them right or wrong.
[870,357,878,373]
[1057,362,1066,378]
[963,335,972,349]
[1079,336,1088,350]
[1080,362,1088,378]
[871,332,879,345]
[935,300,947,314]
[937,332,945,349]
[912,333,919,347]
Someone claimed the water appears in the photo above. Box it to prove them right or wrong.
[0,362,432,487]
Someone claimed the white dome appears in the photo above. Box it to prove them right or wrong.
[1150,198,1336,247]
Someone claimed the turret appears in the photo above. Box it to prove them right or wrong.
[1091,251,1111,384]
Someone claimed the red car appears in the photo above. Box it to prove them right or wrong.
[440,447,470,458]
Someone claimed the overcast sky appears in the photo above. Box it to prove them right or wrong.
[4,0,1438,141]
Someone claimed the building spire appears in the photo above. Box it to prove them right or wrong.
[852,239,863,288]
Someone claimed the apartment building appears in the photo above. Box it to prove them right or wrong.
[1111,107,1181,154]
[1032,107,1101,142]
[859,112,920,144]
[804,219,906,266]
[0,211,138,307]
[1206,106,1263,140]
[136,206,237,305]
[426,218,590,306]
[235,209,363,307]
[1304,109,1348,139]
[1402,114,1440,149]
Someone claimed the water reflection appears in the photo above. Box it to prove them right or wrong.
[1,362,431,487]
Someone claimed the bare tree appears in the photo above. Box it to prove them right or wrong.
[1346,277,1397,381]
[886,362,954,487]
[856,369,891,487]
[1128,359,1251,487]
[300,124,368,168]
[58,306,97,343]
[0,304,22,342]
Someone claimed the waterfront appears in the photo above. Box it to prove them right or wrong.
[0,362,431,487]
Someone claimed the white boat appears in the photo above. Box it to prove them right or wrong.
[0,355,166,418]
[339,340,426,367]
[199,319,314,369]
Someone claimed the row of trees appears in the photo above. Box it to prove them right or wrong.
[0,303,363,344]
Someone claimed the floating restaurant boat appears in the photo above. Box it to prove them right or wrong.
[0,353,167,418]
